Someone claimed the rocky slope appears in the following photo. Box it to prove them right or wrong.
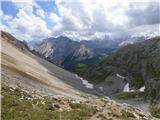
[1,31,98,100]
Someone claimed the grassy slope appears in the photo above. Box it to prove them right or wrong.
[2,85,97,120]
[2,85,154,120]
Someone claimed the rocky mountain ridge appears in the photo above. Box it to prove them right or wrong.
[30,34,149,76]
[85,37,160,94]
[34,36,105,74]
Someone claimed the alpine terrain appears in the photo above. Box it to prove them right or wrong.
[33,36,106,75]
[84,37,160,118]
[1,0,159,119]
[1,31,159,120]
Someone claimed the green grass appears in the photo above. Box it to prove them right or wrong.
[132,75,145,89]
[115,91,145,99]
[75,63,88,73]
[2,85,97,120]
[150,104,160,118]
[120,115,131,120]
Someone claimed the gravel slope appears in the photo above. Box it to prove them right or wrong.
[1,36,97,100]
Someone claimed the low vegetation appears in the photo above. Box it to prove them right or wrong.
[1,85,97,120]
[2,85,158,120]
[75,63,88,75]
[150,104,160,118]
[115,91,145,99]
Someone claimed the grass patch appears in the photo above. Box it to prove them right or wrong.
[150,103,160,118]
[2,85,97,120]
[132,76,145,89]
[75,63,88,75]
[115,91,145,99]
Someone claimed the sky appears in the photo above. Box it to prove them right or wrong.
[0,0,160,41]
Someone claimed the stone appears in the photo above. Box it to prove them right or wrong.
[1,95,4,99]
[107,102,111,106]
[54,103,60,109]
[111,106,122,117]
[48,104,55,111]
[122,109,139,118]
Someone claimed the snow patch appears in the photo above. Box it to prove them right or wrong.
[99,86,103,91]
[75,74,78,78]
[139,86,145,92]
[123,83,130,92]
[119,40,134,47]
[116,73,125,79]
[81,79,94,89]
[75,74,94,89]
[123,83,135,92]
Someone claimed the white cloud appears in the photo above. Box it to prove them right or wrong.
[11,0,39,9]
[48,0,159,40]
[3,15,13,21]
[0,10,3,17]
[36,8,45,19]
[129,24,160,37]
[1,1,51,41]
[0,10,11,32]
[0,10,13,21]
[1,0,159,41]
[9,8,51,40]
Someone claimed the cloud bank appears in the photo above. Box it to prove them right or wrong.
[1,0,159,41]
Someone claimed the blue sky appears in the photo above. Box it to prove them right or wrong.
[36,1,58,14]
[1,1,58,18]
[1,1,57,30]
[0,0,159,41]
[2,1,18,16]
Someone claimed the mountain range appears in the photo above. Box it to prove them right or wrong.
[29,34,160,101]
[31,35,147,76]
[32,36,106,75]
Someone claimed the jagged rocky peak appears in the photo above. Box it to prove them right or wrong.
[72,44,95,61]
[34,35,99,67]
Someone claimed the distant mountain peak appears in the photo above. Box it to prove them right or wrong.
[58,35,69,39]
[33,35,105,70]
